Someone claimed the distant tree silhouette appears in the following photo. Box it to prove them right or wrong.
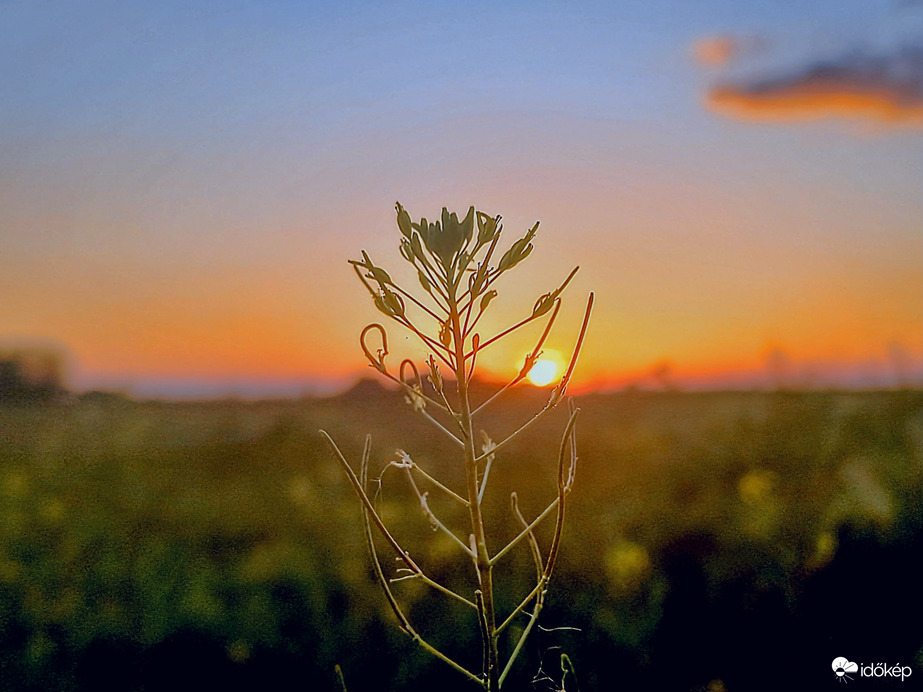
[0,349,66,402]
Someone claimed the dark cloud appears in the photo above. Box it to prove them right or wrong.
[704,45,923,127]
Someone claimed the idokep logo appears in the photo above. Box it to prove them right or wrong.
[832,657,913,683]
[832,658,859,682]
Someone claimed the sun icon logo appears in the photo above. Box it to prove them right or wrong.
[832,657,858,683]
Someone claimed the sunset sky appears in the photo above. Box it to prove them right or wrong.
[2,1,921,396]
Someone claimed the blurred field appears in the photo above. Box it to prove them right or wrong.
[1,386,921,691]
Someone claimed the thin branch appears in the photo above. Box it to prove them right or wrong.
[387,277,446,322]
[405,469,476,558]
[350,267,453,365]
[551,292,594,402]
[498,493,549,682]
[362,443,477,619]
[499,407,579,685]
[359,436,415,632]
[471,300,561,416]
[511,492,543,581]
[411,634,483,686]
[496,577,547,636]
[476,433,496,506]
[542,404,580,581]
[463,298,489,340]
[490,497,560,566]
[474,401,555,465]
[355,279,454,374]
[466,268,580,360]
[377,367,452,415]
[499,601,543,687]
[474,291,593,463]
[475,590,490,686]
[411,463,469,506]
[457,232,503,314]
[394,314,456,363]
[391,573,477,610]
[417,253,451,302]
[368,451,476,609]
[419,408,466,447]
[322,431,421,574]
[463,312,538,359]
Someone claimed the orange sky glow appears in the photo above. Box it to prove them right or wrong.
[2,2,921,397]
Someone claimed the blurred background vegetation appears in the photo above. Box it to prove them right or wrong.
[0,361,920,691]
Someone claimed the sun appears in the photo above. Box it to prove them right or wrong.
[527,358,560,387]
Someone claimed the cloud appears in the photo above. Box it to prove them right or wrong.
[691,35,764,68]
[705,45,923,127]
[692,36,739,67]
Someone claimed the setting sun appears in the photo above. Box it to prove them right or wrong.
[527,358,560,386]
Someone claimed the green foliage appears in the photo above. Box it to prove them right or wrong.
[0,391,920,690]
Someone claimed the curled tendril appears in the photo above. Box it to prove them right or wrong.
[360,323,389,373]
[400,359,426,411]
[400,359,422,388]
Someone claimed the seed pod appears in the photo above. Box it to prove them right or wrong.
[417,269,431,292]
[400,239,414,262]
[476,211,499,246]
[439,319,452,348]
[361,251,392,285]
[374,287,404,318]
[396,202,413,239]
[427,355,443,393]
[456,251,470,273]
[459,206,475,244]
[498,222,539,271]
[410,233,425,261]
[532,293,555,317]
[479,289,498,313]
[469,265,485,298]
[382,288,405,317]
[368,265,392,285]
[373,293,393,317]
[498,239,531,271]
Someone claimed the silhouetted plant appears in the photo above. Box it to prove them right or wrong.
[322,203,593,689]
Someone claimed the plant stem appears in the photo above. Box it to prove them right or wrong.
[449,279,501,690]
